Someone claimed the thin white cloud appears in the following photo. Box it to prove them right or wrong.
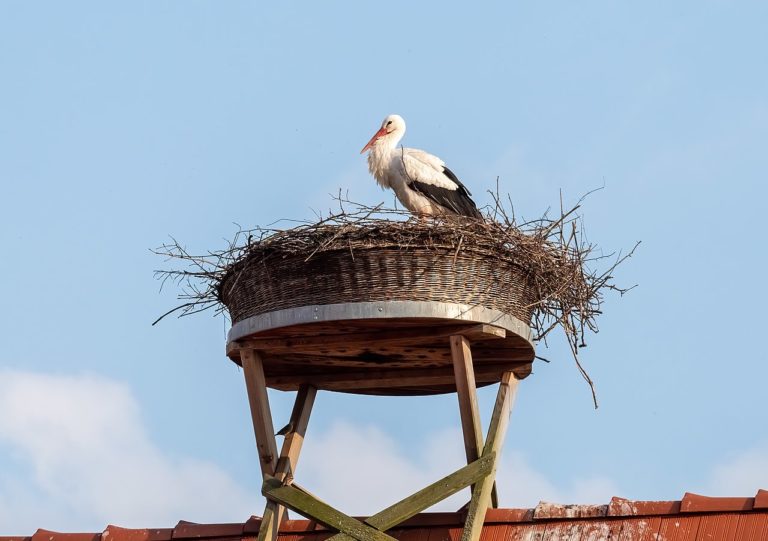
[0,370,260,533]
[0,372,621,535]
[9,369,764,536]
[298,422,469,515]
[496,451,619,507]
[703,442,768,496]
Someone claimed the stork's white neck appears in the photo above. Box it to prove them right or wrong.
[367,132,404,191]
[367,128,402,184]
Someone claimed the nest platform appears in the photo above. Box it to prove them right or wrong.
[225,300,534,396]
[155,204,625,541]
[218,224,544,396]
[159,203,621,400]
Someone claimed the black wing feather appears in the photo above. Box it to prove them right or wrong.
[408,166,482,218]
[442,166,474,196]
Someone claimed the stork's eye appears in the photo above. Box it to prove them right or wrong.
[386,121,392,126]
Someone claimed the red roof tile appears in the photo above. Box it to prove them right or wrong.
[608,496,681,516]
[615,516,664,540]
[31,531,100,541]
[241,519,261,536]
[3,489,767,541]
[680,492,754,513]
[532,502,607,519]
[101,526,149,541]
[146,530,173,541]
[697,513,743,541]
[482,509,532,523]
[101,526,173,541]
[756,489,768,510]
[657,514,702,541]
[736,513,768,541]
[172,522,244,539]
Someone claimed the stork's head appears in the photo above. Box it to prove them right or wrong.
[360,114,406,154]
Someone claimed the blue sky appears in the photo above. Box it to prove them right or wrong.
[1,0,767,533]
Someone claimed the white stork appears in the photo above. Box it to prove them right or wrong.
[360,114,482,219]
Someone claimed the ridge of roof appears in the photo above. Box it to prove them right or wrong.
[3,489,766,540]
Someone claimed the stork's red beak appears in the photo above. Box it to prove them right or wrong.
[360,127,387,154]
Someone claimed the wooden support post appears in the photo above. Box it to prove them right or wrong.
[240,348,284,541]
[241,349,279,474]
[460,371,519,541]
[258,502,282,541]
[450,335,484,464]
[450,335,498,508]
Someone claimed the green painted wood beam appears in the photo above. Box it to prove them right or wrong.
[262,478,397,541]
[327,452,496,541]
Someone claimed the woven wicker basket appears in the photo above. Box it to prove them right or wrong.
[220,246,535,325]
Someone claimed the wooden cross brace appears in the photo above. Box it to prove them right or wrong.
[238,327,520,541]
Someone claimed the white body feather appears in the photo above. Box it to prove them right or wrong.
[363,115,463,216]
[368,145,458,215]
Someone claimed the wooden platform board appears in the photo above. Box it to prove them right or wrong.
[226,304,535,395]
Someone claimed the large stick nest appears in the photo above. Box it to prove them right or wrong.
[154,193,637,407]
